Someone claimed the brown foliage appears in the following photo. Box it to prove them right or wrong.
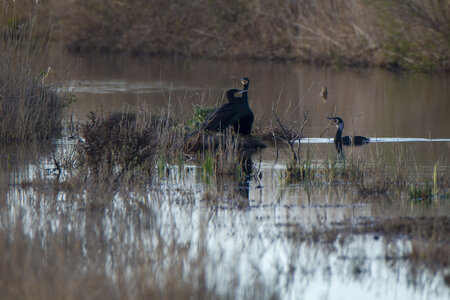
[77,112,157,180]
[52,0,447,70]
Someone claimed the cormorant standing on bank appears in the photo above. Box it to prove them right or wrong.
[201,89,245,132]
[233,77,254,135]
[327,116,370,153]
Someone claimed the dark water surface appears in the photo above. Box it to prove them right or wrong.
[2,55,449,299]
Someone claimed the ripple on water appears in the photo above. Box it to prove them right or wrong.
[64,80,203,94]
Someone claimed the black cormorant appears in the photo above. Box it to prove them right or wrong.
[232,77,254,135]
[327,116,370,153]
[201,89,245,132]
[184,86,266,152]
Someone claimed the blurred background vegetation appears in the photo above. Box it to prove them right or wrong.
[3,0,449,71]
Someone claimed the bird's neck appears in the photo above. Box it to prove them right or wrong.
[330,121,343,153]
[334,123,344,146]
[242,84,249,105]
[337,122,344,136]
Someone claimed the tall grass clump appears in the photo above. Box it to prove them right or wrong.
[0,2,68,141]
[320,152,365,184]
[285,149,317,184]
[198,128,247,179]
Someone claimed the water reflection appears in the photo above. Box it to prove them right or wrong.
[1,54,449,298]
[2,178,448,299]
[1,140,449,298]
[66,79,201,94]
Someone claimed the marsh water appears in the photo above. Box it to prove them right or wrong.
[64,55,450,162]
[3,55,450,299]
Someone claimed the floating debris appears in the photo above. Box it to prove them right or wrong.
[320,86,328,102]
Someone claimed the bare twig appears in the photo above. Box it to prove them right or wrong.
[271,105,309,163]
[319,105,337,137]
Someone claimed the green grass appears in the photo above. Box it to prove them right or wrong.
[284,156,317,184]
[409,182,433,203]
[202,152,215,184]
[186,105,216,131]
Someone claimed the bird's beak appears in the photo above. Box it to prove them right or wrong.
[241,79,247,85]
[327,117,334,120]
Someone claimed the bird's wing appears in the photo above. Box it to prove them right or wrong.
[201,103,240,131]
[342,135,370,146]
[342,136,352,145]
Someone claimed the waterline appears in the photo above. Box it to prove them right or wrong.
[296,137,450,144]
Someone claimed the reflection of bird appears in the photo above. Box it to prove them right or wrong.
[327,116,370,153]
[320,86,328,102]
[201,89,245,132]
[232,77,255,135]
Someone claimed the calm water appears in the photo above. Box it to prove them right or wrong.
[3,54,450,299]
[65,54,450,164]
[65,55,450,137]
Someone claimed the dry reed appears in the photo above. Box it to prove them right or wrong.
[0,1,68,141]
[30,0,448,71]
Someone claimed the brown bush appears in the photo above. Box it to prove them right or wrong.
[77,112,157,180]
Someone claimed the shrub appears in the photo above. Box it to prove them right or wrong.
[77,112,157,180]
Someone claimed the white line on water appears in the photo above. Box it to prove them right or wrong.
[294,138,450,144]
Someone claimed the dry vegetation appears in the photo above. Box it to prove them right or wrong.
[77,111,158,181]
[21,0,447,71]
[0,2,69,141]
[3,1,449,70]
[1,1,450,298]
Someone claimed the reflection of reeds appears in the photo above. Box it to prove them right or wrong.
[2,184,447,299]
[0,216,226,300]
